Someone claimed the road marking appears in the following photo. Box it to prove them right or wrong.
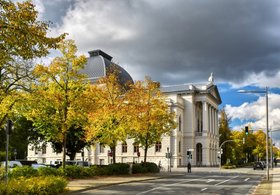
[244,178,250,181]
[214,175,239,186]
[201,188,207,192]
[207,179,215,183]
[136,176,210,195]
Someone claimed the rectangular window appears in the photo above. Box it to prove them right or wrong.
[179,141,181,153]
[99,144,104,153]
[179,115,182,131]
[155,142,162,152]
[122,142,127,153]
[42,145,47,154]
[134,144,139,153]
[35,147,39,155]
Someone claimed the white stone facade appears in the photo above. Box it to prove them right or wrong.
[27,81,221,168]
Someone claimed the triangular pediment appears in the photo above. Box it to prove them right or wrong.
[207,85,222,104]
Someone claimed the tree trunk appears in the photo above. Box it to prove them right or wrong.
[144,145,148,163]
[111,146,116,164]
[62,133,67,169]
[68,151,76,160]
[144,135,149,163]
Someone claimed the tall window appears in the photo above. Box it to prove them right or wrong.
[155,142,162,152]
[178,141,181,153]
[122,142,127,153]
[133,143,139,153]
[179,115,182,131]
[99,144,104,153]
[42,144,47,154]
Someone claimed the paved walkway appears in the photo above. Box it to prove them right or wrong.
[67,167,280,194]
[253,166,280,195]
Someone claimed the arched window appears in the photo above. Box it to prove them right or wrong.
[155,142,162,152]
[133,142,139,153]
[122,142,127,153]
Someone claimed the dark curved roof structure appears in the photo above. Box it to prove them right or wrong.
[80,50,133,85]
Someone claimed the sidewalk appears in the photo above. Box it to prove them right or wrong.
[253,166,280,195]
[67,167,280,194]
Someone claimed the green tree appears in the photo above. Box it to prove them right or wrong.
[22,40,89,168]
[127,77,176,163]
[219,109,233,165]
[51,126,92,160]
[231,130,246,164]
[0,116,44,161]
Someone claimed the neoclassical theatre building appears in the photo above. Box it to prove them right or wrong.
[27,50,222,167]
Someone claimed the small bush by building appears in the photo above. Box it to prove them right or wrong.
[132,162,159,174]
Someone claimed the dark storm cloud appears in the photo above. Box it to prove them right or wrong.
[43,0,280,85]
[40,0,75,26]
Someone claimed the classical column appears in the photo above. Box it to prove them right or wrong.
[208,106,212,133]
[203,102,209,132]
[216,109,219,136]
[213,108,216,134]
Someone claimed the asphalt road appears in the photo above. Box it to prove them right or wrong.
[77,172,262,195]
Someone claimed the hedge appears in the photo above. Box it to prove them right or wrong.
[1,162,157,180]
[132,162,159,174]
[0,176,68,195]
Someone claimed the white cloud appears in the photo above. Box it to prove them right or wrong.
[32,0,45,20]
[225,93,280,131]
[50,1,138,46]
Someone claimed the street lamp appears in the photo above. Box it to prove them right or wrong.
[238,87,269,180]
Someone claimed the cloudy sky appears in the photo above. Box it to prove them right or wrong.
[33,0,280,144]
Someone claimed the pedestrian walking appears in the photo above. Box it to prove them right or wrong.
[187,162,191,173]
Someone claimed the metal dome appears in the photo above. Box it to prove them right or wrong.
[80,50,133,85]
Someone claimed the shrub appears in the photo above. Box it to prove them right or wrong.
[132,163,147,174]
[0,176,68,195]
[88,163,129,176]
[0,168,4,181]
[89,165,108,176]
[132,162,159,174]
[143,162,160,173]
[37,167,60,177]
[106,163,130,175]
[59,165,92,178]
[9,166,38,178]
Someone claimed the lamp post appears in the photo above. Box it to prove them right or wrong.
[238,87,269,180]
[270,128,273,169]
[219,140,235,170]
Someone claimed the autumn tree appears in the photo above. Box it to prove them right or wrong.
[230,131,246,164]
[51,126,92,160]
[22,40,89,168]
[0,0,65,128]
[127,77,176,163]
[219,109,233,165]
[85,71,130,164]
[253,130,266,161]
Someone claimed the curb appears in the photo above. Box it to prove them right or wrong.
[67,174,185,194]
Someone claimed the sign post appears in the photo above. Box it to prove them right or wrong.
[166,147,172,172]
